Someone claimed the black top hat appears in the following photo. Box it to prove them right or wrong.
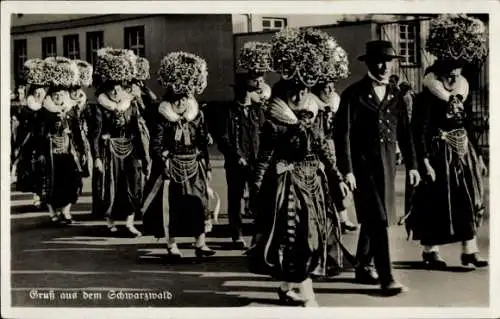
[358,40,403,62]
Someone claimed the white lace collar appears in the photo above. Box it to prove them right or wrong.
[26,88,48,111]
[42,91,73,114]
[159,98,199,123]
[423,72,469,102]
[97,92,132,112]
[268,93,318,125]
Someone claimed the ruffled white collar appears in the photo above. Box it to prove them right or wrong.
[42,91,73,114]
[97,92,132,112]
[268,94,318,125]
[159,98,199,123]
[423,72,469,102]
[311,91,340,113]
[26,88,48,111]
[248,83,272,104]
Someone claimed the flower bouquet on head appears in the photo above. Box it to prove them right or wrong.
[427,14,488,65]
[135,57,151,82]
[74,59,93,88]
[157,51,208,97]
[239,41,272,75]
[94,47,138,86]
[23,58,48,87]
[43,56,80,88]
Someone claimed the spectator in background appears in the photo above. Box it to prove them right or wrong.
[389,74,400,88]
[399,81,414,121]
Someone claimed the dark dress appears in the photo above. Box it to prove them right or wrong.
[36,107,86,209]
[407,88,484,245]
[89,99,149,220]
[13,104,44,194]
[248,99,344,283]
[142,106,212,239]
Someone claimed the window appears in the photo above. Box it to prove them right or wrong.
[124,26,145,57]
[42,37,57,58]
[399,23,419,66]
[13,39,27,84]
[86,31,104,65]
[262,17,287,31]
[63,34,80,59]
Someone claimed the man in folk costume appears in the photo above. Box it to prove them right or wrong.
[248,28,350,307]
[13,59,50,209]
[407,14,488,269]
[218,41,270,249]
[334,40,421,295]
[68,59,93,180]
[36,57,88,224]
[309,37,358,236]
[142,52,216,259]
[90,48,150,237]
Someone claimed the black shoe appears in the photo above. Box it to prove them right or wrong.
[422,252,447,269]
[461,253,488,268]
[381,281,408,296]
[341,222,358,234]
[355,268,379,285]
[277,287,305,306]
[232,238,248,250]
[195,246,216,258]
[59,217,73,226]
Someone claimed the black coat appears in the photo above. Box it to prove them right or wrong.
[334,76,417,226]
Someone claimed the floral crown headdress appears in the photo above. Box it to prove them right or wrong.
[239,41,272,75]
[135,57,151,81]
[23,58,49,86]
[157,52,208,97]
[427,14,488,64]
[74,59,93,88]
[271,27,350,87]
[43,56,80,88]
[94,47,138,85]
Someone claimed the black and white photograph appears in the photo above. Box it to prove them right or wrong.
[1,1,499,318]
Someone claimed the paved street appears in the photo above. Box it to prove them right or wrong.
[9,160,490,307]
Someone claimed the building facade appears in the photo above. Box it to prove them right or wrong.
[11,14,235,102]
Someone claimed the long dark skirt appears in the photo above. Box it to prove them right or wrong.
[409,140,484,245]
[93,150,143,220]
[142,157,209,239]
[248,162,331,283]
[45,154,81,209]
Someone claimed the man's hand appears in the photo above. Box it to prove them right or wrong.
[238,157,248,167]
[94,158,103,173]
[345,173,356,191]
[409,169,421,187]
[339,182,350,198]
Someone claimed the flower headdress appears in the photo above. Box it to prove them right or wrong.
[135,57,151,81]
[271,28,349,87]
[157,52,208,96]
[74,59,93,87]
[23,58,49,86]
[94,47,138,85]
[43,56,80,88]
[239,41,272,75]
[427,14,488,64]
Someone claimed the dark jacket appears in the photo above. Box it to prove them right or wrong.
[334,76,417,225]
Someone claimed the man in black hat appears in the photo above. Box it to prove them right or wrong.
[334,40,421,295]
[218,72,267,249]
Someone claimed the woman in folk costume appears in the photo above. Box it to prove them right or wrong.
[141,52,216,259]
[248,28,350,307]
[36,57,87,224]
[407,14,488,269]
[90,48,150,237]
[309,35,358,237]
[68,59,93,180]
[127,57,158,134]
[13,59,50,208]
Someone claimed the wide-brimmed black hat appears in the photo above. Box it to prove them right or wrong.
[358,40,403,62]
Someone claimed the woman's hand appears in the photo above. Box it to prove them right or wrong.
[345,173,356,191]
[478,156,488,176]
[424,158,436,182]
[94,158,103,173]
[206,170,212,182]
[339,181,350,198]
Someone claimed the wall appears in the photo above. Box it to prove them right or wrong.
[234,21,376,94]
[10,14,234,103]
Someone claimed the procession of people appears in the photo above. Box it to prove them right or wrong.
[10,14,489,307]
